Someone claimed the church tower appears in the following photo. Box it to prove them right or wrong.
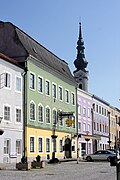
[73,22,89,92]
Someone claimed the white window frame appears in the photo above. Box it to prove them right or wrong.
[4,104,11,121]
[29,72,36,90]
[29,136,35,153]
[78,105,81,114]
[65,89,69,104]
[4,139,10,155]
[45,79,50,96]
[46,137,50,153]
[83,107,86,117]
[15,107,22,123]
[15,76,22,92]
[16,139,21,155]
[38,103,44,123]
[53,108,57,125]
[4,72,11,89]
[38,136,43,154]
[58,86,63,101]
[52,83,57,99]
[88,108,90,118]
[46,106,51,124]
[71,92,75,105]
[30,101,36,121]
[38,76,43,93]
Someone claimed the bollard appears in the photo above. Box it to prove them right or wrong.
[116,162,120,180]
[110,156,117,166]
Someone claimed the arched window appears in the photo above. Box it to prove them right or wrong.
[46,107,50,123]
[53,109,57,125]
[30,102,35,120]
[38,105,43,122]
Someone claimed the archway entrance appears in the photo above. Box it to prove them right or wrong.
[64,138,71,158]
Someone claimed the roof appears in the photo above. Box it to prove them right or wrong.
[8,22,75,84]
[0,52,24,69]
[0,21,76,84]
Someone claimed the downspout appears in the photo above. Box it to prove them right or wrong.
[22,62,27,159]
[75,86,79,164]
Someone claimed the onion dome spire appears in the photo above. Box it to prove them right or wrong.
[74,22,88,72]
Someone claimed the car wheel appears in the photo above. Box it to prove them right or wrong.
[86,156,92,162]
[107,157,111,162]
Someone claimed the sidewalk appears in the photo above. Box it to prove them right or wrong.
[0,158,85,170]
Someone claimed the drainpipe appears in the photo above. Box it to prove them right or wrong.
[108,111,111,148]
[21,64,27,159]
[75,87,79,164]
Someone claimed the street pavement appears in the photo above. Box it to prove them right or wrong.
[0,161,117,180]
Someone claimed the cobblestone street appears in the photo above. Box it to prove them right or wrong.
[0,161,116,180]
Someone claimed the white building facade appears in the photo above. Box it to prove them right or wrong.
[0,53,24,163]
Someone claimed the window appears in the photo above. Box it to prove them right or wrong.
[30,102,35,120]
[53,109,57,125]
[30,73,35,89]
[102,107,104,115]
[16,108,21,122]
[46,107,50,123]
[65,89,69,103]
[4,105,10,121]
[88,124,90,132]
[78,105,81,114]
[16,140,21,154]
[103,124,105,132]
[71,93,75,105]
[16,77,21,92]
[46,138,50,153]
[97,123,99,131]
[4,139,10,154]
[38,77,43,93]
[100,123,102,132]
[78,122,81,131]
[96,104,98,113]
[88,108,90,118]
[5,73,10,88]
[30,137,34,153]
[83,107,86,117]
[104,109,106,116]
[99,106,101,114]
[83,123,86,131]
[38,105,43,122]
[38,137,43,153]
[45,80,50,95]
[58,86,63,100]
[59,139,63,152]
[52,84,57,99]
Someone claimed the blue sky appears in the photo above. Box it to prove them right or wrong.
[1,0,120,108]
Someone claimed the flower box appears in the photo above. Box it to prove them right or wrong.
[31,161,45,168]
[16,162,31,170]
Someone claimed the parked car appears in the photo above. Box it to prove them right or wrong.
[83,150,116,162]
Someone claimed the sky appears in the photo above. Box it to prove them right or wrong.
[1,0,120,108]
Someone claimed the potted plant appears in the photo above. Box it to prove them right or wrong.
[31,155,41,168]
[16,156,31,170]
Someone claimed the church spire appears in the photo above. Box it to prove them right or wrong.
[74,22,88,72]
